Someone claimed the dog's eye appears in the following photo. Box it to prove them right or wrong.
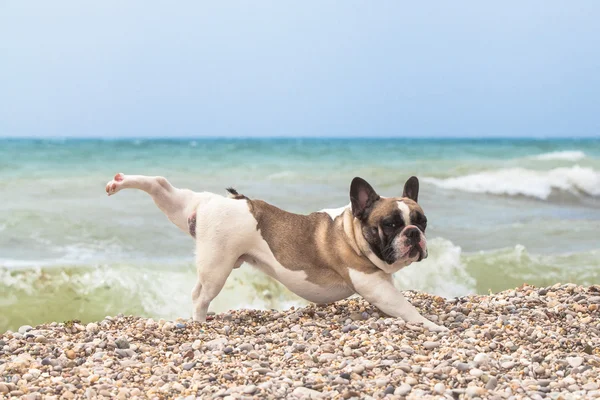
[416,218,427,232]
[383,221,397,229]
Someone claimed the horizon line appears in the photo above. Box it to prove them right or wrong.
[1,135,598,141]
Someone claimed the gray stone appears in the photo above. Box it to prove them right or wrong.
[41,358,56,366]
[566,356,584,368]
[238,343,253,352]
[375,378,389,387]
[352,365,365,374]
[434,383,446,394]
[115,338,130,349]
[318,353,336,363]
[292,387,323,398]
[183,362,196,371]
[18,325,33,334]
[474,353,489,366]
[243,385,257,395]
[206,338,228,351]
[568,384,580,392]
[485,376,498,390]
[398,363,411,373]
[501,361,515,369]
[424,341,440,350]
[395,384,412,396]
[456,362,470,371]
[252,367,271,375]
[115,349,132,358]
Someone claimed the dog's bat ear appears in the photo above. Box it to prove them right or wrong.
[403,176,419,202]
[350,177,380,220]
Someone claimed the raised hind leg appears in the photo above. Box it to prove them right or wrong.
[105,173,202,234]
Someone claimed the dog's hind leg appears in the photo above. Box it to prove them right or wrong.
[191,246,239,322]
[105,173,204,235]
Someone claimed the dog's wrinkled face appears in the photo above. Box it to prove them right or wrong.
[350,176,428,269]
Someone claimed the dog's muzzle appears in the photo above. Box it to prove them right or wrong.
[403,226,427,262]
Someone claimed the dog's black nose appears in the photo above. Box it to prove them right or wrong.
[405,227,420,244]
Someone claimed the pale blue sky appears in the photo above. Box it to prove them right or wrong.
[1,2,599,138]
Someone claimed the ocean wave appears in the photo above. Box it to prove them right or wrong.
[463,245,600,294]
[528,150,586,161]
[266,171,297,180]
[0,262,302,332]
[423,165,600,200]
[2,238,599,332]
[394,238,476,298]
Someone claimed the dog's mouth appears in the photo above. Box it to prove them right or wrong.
[409,245,425,262]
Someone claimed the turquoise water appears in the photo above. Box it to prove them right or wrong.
[1,138,600,332]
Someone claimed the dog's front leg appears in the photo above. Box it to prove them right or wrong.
[349,269,448,332]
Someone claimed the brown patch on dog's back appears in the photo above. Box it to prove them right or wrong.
[245,200,379,287]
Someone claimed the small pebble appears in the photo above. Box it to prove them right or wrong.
[115,338,130,349]
[243,385,257,395]
[434,383,445,394]
[474,353,489,366]
[567,356,584,368]
[423,341,440,350]
[486,376,498,390]
[395,384,412,396]
[18,325,33,334]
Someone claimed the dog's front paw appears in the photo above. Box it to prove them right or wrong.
[425,321,449,332]
[106,173,125,196]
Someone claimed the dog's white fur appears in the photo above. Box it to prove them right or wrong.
[106,173,446,331]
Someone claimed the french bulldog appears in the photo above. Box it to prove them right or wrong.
[105,173,446,331]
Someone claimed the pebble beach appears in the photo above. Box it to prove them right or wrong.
[1,284,599,400]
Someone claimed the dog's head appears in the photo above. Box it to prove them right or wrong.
[350,176,428,270]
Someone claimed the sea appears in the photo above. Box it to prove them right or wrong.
[1,138,599,333]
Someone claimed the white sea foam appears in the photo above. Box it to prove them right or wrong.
[529,150,586,161]
[3,236,600,332]
[423,165,600,200]
[266,171,296,180]
[393,237,476,298]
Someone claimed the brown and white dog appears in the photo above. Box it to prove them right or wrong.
[105,173,447,331]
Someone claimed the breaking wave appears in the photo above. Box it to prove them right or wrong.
[423,165,600,200]
[528,150,586,161]
[2,238,599,333]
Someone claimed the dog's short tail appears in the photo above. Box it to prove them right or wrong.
[226,187,248,200]
[188,189,248,238]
